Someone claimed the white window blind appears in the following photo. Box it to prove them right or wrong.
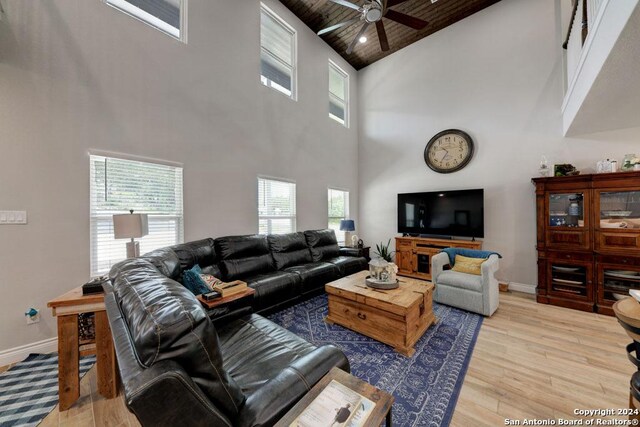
[260,4,296,98]
[258,177,296,235]
[104,0,187,42]
[328,188,349,244]
[90,155,184,276]
[329,61,349,126]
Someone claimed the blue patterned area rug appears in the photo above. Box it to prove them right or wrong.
[0,353,95,427]
[268,294,483,427]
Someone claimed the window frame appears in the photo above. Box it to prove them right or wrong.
[328,187,350,245]
[104,0,188,43]
[89,152,184,276]
[328,59,349,127]
[260,3,297,100]
[257,176,297,235]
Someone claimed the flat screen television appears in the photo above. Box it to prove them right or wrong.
[397,189,484,238]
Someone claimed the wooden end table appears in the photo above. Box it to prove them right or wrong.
[196,287,255,310]
[274,367,394,427]
[47,287,118,411]
[325,270,436,357]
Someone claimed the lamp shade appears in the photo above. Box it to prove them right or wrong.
[113,213,149,239]
[339,219,355,232]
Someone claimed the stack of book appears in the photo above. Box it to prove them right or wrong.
[213,280,248,297]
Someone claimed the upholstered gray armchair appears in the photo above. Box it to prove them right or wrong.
[431,252,500,316]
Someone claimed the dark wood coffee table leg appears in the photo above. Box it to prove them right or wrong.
[386,407,392,426]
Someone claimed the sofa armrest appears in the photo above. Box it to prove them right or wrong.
[431,252,450,282]
[481,254,500,285]
[237,345,349,427]
[339,247,361,257]
[481,254,500,315]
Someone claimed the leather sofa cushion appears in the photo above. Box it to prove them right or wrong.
[284,262,339,293]
[170,238,221,278]
[217,314,317,394]
[267,232,313,270]
[437,270,483,292]
[244,271,301,312]
[215,235,275,280]
[140,248,182,281]
[304,230,340,262]
[325,256,367,276]
[109,257,245,418]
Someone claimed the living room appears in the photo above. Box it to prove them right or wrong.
[2,0,640,426]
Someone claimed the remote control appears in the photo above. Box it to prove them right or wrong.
[203,291,222,301]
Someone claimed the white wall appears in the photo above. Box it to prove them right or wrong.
[0,0,359,353]
[357,0,640,287]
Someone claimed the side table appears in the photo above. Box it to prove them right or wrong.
[340,246,371,262]
[47,287,118,411]
[197,287,256,321]
[274,367,394,426]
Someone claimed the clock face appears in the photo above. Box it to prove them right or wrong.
[424,129,474,173]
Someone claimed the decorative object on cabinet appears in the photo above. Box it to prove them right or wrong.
[533,171,640,315]
[539,155,551,177]
[423,129,474,174]
[623,154,638,171]
[554,163,579,177]
[395,236,482,281]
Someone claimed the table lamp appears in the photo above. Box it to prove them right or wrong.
[340,219,356,247]
[113,210,149,258]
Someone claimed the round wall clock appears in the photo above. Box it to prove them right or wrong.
[423,129,474,174]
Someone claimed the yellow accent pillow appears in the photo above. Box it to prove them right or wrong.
[451,255,486,275]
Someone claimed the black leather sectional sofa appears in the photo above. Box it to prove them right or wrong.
[104,229,367,426]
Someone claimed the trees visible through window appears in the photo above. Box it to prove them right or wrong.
[260,4,296,98]
[258,177,296,235]
[89,155,184,275]
[328,188,349,244]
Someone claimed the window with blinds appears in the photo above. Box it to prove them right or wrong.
[104,0,187,42]
[258,177,296,235]
[329,60,349,126]
[90,155,184,276]
[328,188,349,244]
[260,4,296,99]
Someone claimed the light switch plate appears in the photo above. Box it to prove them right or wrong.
[0,211,27,224]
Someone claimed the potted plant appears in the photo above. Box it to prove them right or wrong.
[374,239,394,262]
[624,157,640,171]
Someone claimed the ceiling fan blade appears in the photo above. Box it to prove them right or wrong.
[375,20,389,51]
[317,17,362,36]
[386,0,411,7]
[346,22,370,54]
[384,9,428,30]
[328,0,362,11]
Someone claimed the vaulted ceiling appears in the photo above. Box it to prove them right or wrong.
[278,0,502,70]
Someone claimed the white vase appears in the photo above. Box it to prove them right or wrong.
[634,164,640,171]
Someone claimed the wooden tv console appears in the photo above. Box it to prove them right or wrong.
[395,236,483,281]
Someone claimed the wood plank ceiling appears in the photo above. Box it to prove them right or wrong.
[278,0,502,70]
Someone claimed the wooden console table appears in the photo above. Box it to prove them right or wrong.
[47,287,118,411]
[395,236,482,281]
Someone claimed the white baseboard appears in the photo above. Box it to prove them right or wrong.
[0,337,57,367]
[508,282,537,294]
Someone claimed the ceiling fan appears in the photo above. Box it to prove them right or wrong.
[317,0,428,54]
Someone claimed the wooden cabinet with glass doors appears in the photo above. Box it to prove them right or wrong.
[534,171,640,315]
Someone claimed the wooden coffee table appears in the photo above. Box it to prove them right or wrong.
[325,270,436,356]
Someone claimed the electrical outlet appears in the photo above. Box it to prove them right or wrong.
[25,308,40,324]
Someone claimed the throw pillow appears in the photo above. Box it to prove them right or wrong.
[199,273,223,290]
[451,255,486,275]
[182,265,211,295]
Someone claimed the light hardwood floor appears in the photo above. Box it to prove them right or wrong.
[4,292,634,426]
